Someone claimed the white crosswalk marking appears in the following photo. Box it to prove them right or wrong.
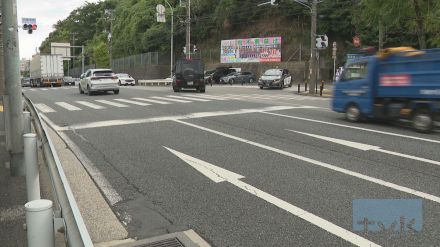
[40,89,48,91]
[95,100,128,108]
[76,101,106,109]
[167,95,211,102]
[151,96,191,103]
[189,95,229,101]
[132,98,171,105]
[114,99,151,106]
[55,102,82,111]
[34,103,56,113]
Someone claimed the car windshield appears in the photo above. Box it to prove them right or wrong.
[117,74,130,77]
[264,69,282,76]
[93,70,113,77]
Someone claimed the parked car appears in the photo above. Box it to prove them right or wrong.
[258,69,292,89]
[21,77,31,87]
[173,59,205,93]
[220,71,256,84]
[211,67,240,84]
[62,76,75,86]
[116,73,135,86]
[204,70,216,85]
[79,69,119,95]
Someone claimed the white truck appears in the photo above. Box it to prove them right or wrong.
[30,54,64,87]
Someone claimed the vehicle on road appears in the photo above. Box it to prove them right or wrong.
[173,59,205,93]
[62,76,75,86]
[30,54,64,87]
[212,67,241,84]
[116,73,135,86]
[79,69,119,96]
[204,70,216,85]
[332,47,440,132]
[21,77,31,87]
[220,72,256,85]
[258,69,292,89]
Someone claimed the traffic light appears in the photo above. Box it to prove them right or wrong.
[23,23,37,34]
[183,46,187,55]
[193,45,197,52]
[270,0,280,5]
[315,35,328,49]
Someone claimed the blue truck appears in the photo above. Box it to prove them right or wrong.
[332,48,440,132]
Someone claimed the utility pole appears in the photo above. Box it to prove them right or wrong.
[185,0,191,59]
[309,0,318,94]
[2,0,24,175]
[164,0,174,78]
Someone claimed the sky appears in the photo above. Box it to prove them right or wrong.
[17,0,100,60]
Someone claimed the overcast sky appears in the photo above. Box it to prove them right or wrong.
[18,0,100,60]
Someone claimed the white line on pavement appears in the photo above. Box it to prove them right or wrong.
[95,100,128,108]
[151,96,191,103]
[61,106,310,131]
[76,101,106,109]
[34,103,56,113]
[288,130,440,167]
[167,95,212,102]
[263,112,440,144]
[189,94,229,100]
[55,102,82,111]
[166,147,380,247]
[132,97,171,105]
[40,88,48,91]
[173,119,440,204]
[114,99,151,106]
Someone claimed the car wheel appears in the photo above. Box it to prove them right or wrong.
[114,90,119,95]
[279,83,284,90]
[87,85,94,96]
[229,79,234,85]
[249,78,254,83]
[79,84,84,94]
[345,104,361,122]
[412,110,433,133]
[259,86,264,89]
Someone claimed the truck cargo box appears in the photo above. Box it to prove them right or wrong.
[30,54,64,86]
[376,49,440,99]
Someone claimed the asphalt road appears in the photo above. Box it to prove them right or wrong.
[24,85,440,247]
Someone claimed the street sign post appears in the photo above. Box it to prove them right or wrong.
[332,41,337,80]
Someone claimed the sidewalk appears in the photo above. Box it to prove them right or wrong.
[0,112,27,247]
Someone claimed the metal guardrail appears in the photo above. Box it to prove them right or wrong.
[23,94,93,247]
[138,79,172,86]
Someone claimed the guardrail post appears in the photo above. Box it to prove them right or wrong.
[23,111,31,134]
[297,84,300,94]
[25,199,54,247]
[24,133,40,202]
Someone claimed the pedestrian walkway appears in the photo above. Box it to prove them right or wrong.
[0,112,27,247]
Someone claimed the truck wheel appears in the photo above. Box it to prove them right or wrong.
[412,110,433,133]
[346,104,361,122]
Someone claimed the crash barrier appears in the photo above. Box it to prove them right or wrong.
[23,94,94,247]
[138,79,172,86]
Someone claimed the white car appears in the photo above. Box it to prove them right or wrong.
[116,73,135,86]
[79,69,119,95]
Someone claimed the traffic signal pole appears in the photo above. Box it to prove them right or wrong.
[309,0,318,95]
[185,0,191,59]
[2,0,24,175]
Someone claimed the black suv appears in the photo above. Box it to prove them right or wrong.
[173,59,205,93]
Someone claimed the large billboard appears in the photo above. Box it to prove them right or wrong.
[221,37,282,64]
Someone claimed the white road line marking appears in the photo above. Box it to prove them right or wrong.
[167,95,211,102]
[34,103,56,113]
[40,88,48,91]
[95,100,128,108]
[55,102,82,111]
[173,119,440,204]
[151,96,191,103]
[132,97,171,105]
[75,101,106,109]
[114,99,151,106]
[63,106,310,130]
[288,130,440,167]
[166,147,381,247]
[263,112,440,144]
[29,89,37,91]
[188,95,229,101]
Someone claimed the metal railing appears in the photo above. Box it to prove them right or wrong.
[23,94,93,247]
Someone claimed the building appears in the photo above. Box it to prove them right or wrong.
[20,58,30,73]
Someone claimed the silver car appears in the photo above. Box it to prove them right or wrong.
[79,69,119,95]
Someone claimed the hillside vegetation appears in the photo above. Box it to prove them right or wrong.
[39,0,440,67]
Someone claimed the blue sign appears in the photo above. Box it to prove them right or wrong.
[353,199,422,234]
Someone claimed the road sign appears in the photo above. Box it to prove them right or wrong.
[156,4,166,23]
[353,36,361,47]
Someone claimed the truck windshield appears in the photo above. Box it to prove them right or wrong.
[342,63,368,81]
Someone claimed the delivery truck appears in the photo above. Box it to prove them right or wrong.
[30,54,64,87]
[332,47,440,132]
